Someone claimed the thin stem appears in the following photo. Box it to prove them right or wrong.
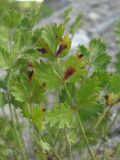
[94,107,110,129]
[14,108,29,159]
[2,131,19,160]
[102,125,106,160]
[94,110,119,157]
[8,94,26,160]
[2,108,20,159]
[108,111,119,131]
[7,30,27,159]
[37,134,62,160]
[64,128,73,160]
[69,143,73,160]
[54,129,61,146]
[76,112,95,160]
[51,148,63,160]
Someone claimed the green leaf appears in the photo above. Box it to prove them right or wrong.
[89,39,106,56]
[40,24,64,55]
[95,71,110,87]
[11,81,28,102]
[19,17,32,30]
[35,61,61,90]
[77,39,110,71]
[61,55,86,83]
[66,130,77,144]
[70,14,82,36]
[59,83,76,105]
[64,7,72,25]
[76,78,102,120]
[2,10,22,28]
[0,26,8,47]
[93,53,111,69]
[114,52,120,71]
[85,39,110,70]
[32,106,43,129]
[0,48,10,69]
[114,22,120,44]
[20,104,30,118]
[109,74,120,94]
[0,92,6,107]
[77,78,100,107]
[40,139,51,151]
[19,105,43,129]
[46,103,73,129]
[77,45,89,56]
[56,33,71,58]
[11,76,44,103]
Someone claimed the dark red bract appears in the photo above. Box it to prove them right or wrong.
[28,70,33,81]
[63,67,76,81]
[37,48,47,54]
[56,43,67,56]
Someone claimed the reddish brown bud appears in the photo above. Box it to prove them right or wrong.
[28,62,33,68]
[41,107,46,113]
[28,70,33,81]
[41,82,47,88]
[105,95,109,106]
[37,48,47,54]
[63,67,76,81]
[77,54,83,59]
[56,43,67,56]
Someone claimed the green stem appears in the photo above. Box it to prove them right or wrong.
[76,112,95,160]
[14,107,29,159]
[2,107,23,160]
[69,143,73,160]
[7,30,27,159]
[108,111,119,131]
[2,132,19,160]
[51,148,63,160]
[8,94,26,160]
[94,107,110,129]
[54,129,61,146]
[94,110,119,157]
[102,125,106,160]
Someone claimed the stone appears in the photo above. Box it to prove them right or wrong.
[71,30,90,49]
[88,12,100,21]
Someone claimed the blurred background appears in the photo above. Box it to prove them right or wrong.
[1,0,120,53]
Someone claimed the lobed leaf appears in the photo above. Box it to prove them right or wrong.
[76,78,102,120]
[109,74,120,94]
[63,7,72,25]
[70,14,82,36]
[46,103,73,129]
[0,48,10,69]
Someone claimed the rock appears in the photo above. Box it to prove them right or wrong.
[88,12,100,21]
[71,30,90,49]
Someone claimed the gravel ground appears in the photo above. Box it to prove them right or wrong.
[39,0,120,53]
